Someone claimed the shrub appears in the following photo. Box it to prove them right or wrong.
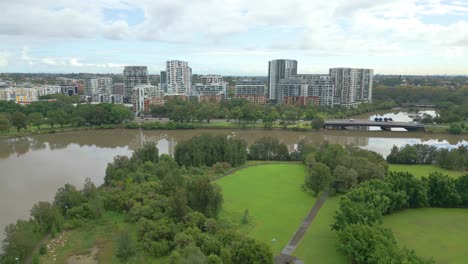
[448,123,462,134]
[116,229,135,261]
[39,244,47,255]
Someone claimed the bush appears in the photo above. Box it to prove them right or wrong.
[448,123,463,134]
[32,254,40,264]
[124,122,140,129]
[242,209,250,224]
[116,229,135,261]
[39,244,47,255]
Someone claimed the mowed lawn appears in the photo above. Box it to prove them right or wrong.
[384,208,468,264]
[217,164,315,253]
[293,196,348,264]
[389,164,465,178]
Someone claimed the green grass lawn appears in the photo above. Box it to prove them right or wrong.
[384,208,468,264]
[293,196,348,264]
[389,164,465,178]
[217,164,315,254]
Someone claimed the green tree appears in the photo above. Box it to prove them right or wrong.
[332,165,358,193]
[11,111,28,132]
[30,201,62,232]
[311,117,325,130]
[168,188,189,220]
[47,110,68,128]
[0,114,11,133]
[187,176,223,218]
[448,123,463,134]
[425,172,461,207]
[109,104,134,123]
[28,112,44,130]
[131,142,159,165]
[196,102,218,123]
[332,186,390,231]
[305,162,332,195]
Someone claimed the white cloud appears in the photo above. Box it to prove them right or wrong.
[1,0,468,73]
[0,52,8,67]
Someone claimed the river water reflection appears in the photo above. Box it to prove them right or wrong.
[0,128,466,242]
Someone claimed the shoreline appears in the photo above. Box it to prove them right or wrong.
[0,123,466,140]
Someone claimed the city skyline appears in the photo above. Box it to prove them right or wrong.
[0,1,467,75]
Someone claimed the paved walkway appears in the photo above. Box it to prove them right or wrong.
[281,191,329,256]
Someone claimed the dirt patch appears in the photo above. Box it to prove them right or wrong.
[66,246,99,264]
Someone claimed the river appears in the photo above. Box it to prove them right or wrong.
[0,125,467,242]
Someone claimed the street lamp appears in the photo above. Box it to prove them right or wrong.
[14,257,19,264]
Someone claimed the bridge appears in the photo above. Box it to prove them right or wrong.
[323,119,425,131]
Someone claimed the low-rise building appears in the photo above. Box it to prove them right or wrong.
[60,84,79,96]
[38,85,62,96]
[200,75,223,85]
[0,87,38,103]
[191,83,227,103]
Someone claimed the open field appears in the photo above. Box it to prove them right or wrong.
[293,196,347,264]
[389,164,465,178]
[217,164,315,254]
[384,208,468,264]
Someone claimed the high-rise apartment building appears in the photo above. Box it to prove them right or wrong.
[113,83,124,95]
[166,60,192,95]
[277,79,318,106]
[329,68,373,108]
[84,77,112,96]
[268,59,297,101]
[160,71,167,93]
[235,80,267,104]
[123,66,149,103]
[294,74,334,106]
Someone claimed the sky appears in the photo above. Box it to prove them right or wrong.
[0,0,467,75]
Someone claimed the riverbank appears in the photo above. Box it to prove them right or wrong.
[1,120,466,139]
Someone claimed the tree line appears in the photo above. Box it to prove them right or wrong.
[374,85,468,125]
[150,97,395,127]
[0,99,133,133]
[300,142,388,195]
[1,142,274,264]
[387,144,468,171]
[332,171,468,264]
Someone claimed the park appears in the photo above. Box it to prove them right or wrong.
[217,162,468,264]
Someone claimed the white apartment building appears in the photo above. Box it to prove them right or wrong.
[84,77,113,96]
[37,85,62,96]
[166,60,192,95]
[329,68,373,108]
[132,85,163,114]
